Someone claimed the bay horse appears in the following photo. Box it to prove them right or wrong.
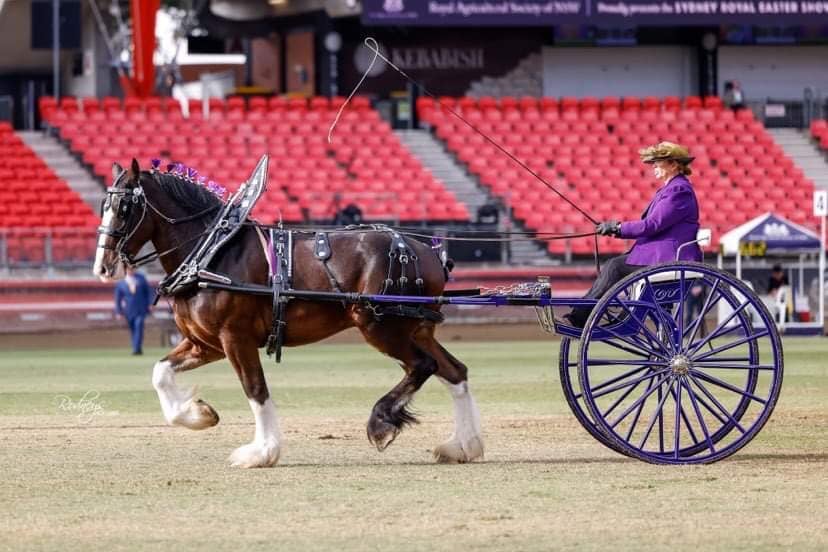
[93,159,483,468]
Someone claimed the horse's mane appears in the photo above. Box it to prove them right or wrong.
[149,170,224,214]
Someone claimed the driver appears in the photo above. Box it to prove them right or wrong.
[565,141,703,328]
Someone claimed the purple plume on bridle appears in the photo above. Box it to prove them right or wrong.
[206,180,227,199]
[151,158,226,201]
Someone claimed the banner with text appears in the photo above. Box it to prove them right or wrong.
[363,0,828,25]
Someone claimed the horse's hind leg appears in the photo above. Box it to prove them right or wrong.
[412,325,484,464]
[357,319,438,451]
[222,337,281,468]
[152,338,223,430]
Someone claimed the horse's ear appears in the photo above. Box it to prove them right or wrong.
[130,158,140,177]
[111,162,124,180]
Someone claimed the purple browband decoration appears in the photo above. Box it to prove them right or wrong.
[151,158,226,200]
[206,181,227,198]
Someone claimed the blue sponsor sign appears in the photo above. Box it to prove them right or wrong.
[742,214,820,252]
[362,0,828,25]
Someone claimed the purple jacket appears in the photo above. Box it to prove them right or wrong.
[619,174,702,266]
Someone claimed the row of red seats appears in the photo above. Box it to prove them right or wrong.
[423,101,816,255]
[811,120,828,150]
[39,95,369,120]
[0,123,98,230]
[51,107,380,130]
[48,97,470,224]
[418,95,725,113]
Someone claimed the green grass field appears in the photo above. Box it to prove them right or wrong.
[0,337,826,551]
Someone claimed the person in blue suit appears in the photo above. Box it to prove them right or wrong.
[115,267,154,355]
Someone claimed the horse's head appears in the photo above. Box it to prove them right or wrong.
[93,158,153,282]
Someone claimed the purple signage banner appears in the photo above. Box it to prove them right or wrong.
[362,0,828,25]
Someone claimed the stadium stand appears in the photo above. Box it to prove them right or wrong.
[42,96,470,224]
[467,52,543,99]
[419,95,816,255]
[811,119,828,152]
[0,121,97,265]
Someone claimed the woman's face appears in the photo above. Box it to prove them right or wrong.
[652,160,678,181]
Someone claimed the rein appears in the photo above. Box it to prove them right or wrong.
[329,37,604,273]
[243,221,597,244]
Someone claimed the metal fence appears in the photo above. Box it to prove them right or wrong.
[0,227,96,271]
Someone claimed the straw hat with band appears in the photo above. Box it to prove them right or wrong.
[639,141,694,165]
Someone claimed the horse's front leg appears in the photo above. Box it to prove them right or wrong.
[152,338,223,430]
[222,338,281,468]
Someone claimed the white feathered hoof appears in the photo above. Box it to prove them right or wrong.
[433,435,484,464]
[172,397,220,430]
[228,441,281,468]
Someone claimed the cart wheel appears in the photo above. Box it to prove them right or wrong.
[559,337,628,455]
[578,262,784,464]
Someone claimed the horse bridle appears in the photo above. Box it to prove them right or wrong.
[96,171,221,268]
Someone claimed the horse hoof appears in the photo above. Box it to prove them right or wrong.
[433,436,484,464]
[229,441,280,468]
[173,398,220,430]
[366,418,400,452]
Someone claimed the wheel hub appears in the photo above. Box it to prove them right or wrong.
[670,355,691,376]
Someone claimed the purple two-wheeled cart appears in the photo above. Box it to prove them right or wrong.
[204,260,783,465]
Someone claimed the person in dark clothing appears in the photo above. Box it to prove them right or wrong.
[115,267,154,355]
[767,264,789,295]
[723,81,746,111]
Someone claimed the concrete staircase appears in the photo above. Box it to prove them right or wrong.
[768,128,828,189]
[18,131,104,210]
[395,128,552,265]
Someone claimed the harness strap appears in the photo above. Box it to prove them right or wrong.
[314,232,343,293]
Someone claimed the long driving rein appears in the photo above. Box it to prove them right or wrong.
[96,171,221,268]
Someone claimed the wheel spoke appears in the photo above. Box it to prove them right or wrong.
[689,385,730,427]
[587,359,667,367]
[687,300,751,357]
[676,270,686,353]
[689,369,768,404]
[638,378,674,449]
[616,300,673,359]
[591,320,669,361]
[687,374,747,434]
[683,279,721,350]
[673,377,682,458]
[692,329,770,362]
[671,380,700,447]
[591,367,670,399]
[691,363,775,370]
[602,337,658,359]
[624,375,656,441]
[643,277,678,354]
[574,364,650,400]
[681,377,716,454]
[609,372,672,429]
[657,384,665,453]
[602,370,652,418]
